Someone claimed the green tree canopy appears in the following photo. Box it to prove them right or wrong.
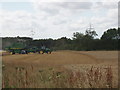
[85,30,98,39]
[101,28,119,40]
[73,32,84,40]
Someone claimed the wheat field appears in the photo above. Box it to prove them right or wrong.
[2,51,118,88]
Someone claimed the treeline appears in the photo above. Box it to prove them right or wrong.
[2,37,32,49]
[2,28,120,51]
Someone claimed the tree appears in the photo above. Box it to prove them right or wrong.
[101,28,119,40]
[53,37,72,50]
[73,32,84,40]
[85,30,98,39]
[72,30,98,51]
[100,28,119,50]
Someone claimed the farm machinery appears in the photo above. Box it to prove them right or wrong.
[5,43,52,55]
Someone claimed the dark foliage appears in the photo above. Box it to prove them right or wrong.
[2,28,119,51]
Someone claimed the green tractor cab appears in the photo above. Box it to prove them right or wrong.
[45,48,52,54]
[40,46,52,54]
[26,47,39,53]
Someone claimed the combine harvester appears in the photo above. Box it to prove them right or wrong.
[5,43,52,55]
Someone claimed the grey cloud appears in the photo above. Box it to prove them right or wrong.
[53,20,67,25]
[57,2,93,9]
[35,2,93,15]
[40,7,59,15]
[95,2,118,9]
[35,3,60,15]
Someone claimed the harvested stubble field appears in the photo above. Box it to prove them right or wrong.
[2,51,118,88]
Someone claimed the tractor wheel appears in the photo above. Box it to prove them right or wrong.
[42,51,44,54]
[11,52,15,55]
[25,51,28,54]
[40,51,43,54]
[10,52,13,55]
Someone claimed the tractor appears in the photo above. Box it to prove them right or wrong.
[5,43,52,55]
[40,46,52,54]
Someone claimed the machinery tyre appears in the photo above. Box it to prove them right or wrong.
[40,51,43,54]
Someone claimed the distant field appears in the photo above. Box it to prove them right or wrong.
[2,51,118,88]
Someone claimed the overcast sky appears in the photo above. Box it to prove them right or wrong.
[0,0,119,39]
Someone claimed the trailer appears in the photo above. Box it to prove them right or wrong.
[5,43,52,55]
